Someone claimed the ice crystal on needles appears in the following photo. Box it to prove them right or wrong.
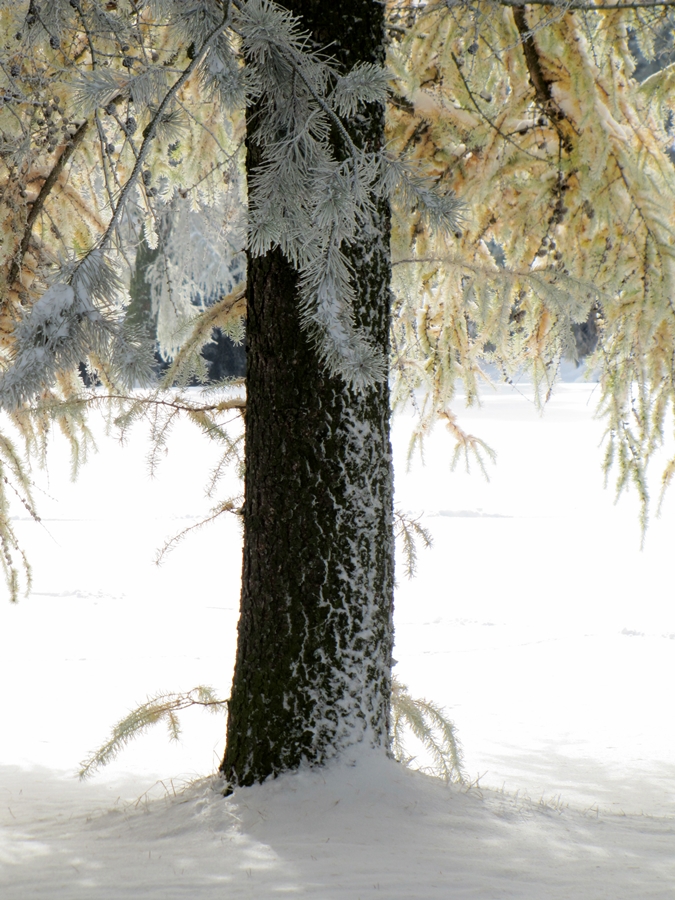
[239,0,461,387]
[0,0,459,595]
[0,0,459,400]
[146,191,246,362]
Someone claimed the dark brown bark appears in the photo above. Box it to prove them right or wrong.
[221,0,394,787]
[512,6,563,120]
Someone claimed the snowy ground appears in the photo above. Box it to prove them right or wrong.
[1,375,674,898]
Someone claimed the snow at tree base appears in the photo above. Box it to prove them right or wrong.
[3,753,674,899]
[1,380,674,898]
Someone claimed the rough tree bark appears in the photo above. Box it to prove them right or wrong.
[221,0,394,786]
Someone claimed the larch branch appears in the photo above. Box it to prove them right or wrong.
[511,6,557,111]
[449,51,549,162]
[9,119,90,290]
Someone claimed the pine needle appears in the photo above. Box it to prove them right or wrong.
[79,686,227,780]
[391,676,464,783]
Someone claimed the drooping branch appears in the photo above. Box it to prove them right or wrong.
[392,0,675,33]
[39,392,247,415]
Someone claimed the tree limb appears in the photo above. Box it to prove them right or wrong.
[95,9,231,254]
[511,6,558,108]
[9,119,90,290]
[66,393,246,413]
[449,51,549,161]
[393,0,675,31]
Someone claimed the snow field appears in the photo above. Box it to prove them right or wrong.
[2,752,674,899]
[0,378,674,897]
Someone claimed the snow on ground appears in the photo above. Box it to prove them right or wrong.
[1,375,674,898]
[3,753,675,899]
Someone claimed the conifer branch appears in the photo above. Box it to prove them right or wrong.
[393,0,675,23]
[394,509,433,579]
[8,120,90,290]
[42,393,246,415]
[155,498,243,565]
[511,6,559,113]
[449,52,548,162]
[93,112,119,212]
[79,686,228,780]
[611,155,675,321]
[95,8,231,255]
[283,52,362,162]
[509,7,580,150]
[161,286,246,387]
[391,677,464,782]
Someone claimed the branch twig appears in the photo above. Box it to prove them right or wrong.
[95,10,231,254]
[511,6,558,112]
[9,120,90,290]
[449,51,548,162]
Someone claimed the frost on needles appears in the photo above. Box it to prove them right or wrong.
[0,0,462,405]
[0,253,155,409]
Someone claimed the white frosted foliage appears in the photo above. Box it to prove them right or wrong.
[0,283,98,409]
[0,0,461,405]
[146,193,246,361]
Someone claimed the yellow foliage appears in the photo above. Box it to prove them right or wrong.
[386,0,675,526]
[0,2,244,599]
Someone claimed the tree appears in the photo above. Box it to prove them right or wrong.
[0,0,673,784]
[221,0,396,785]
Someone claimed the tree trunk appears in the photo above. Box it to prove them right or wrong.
[221,0,394,787]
